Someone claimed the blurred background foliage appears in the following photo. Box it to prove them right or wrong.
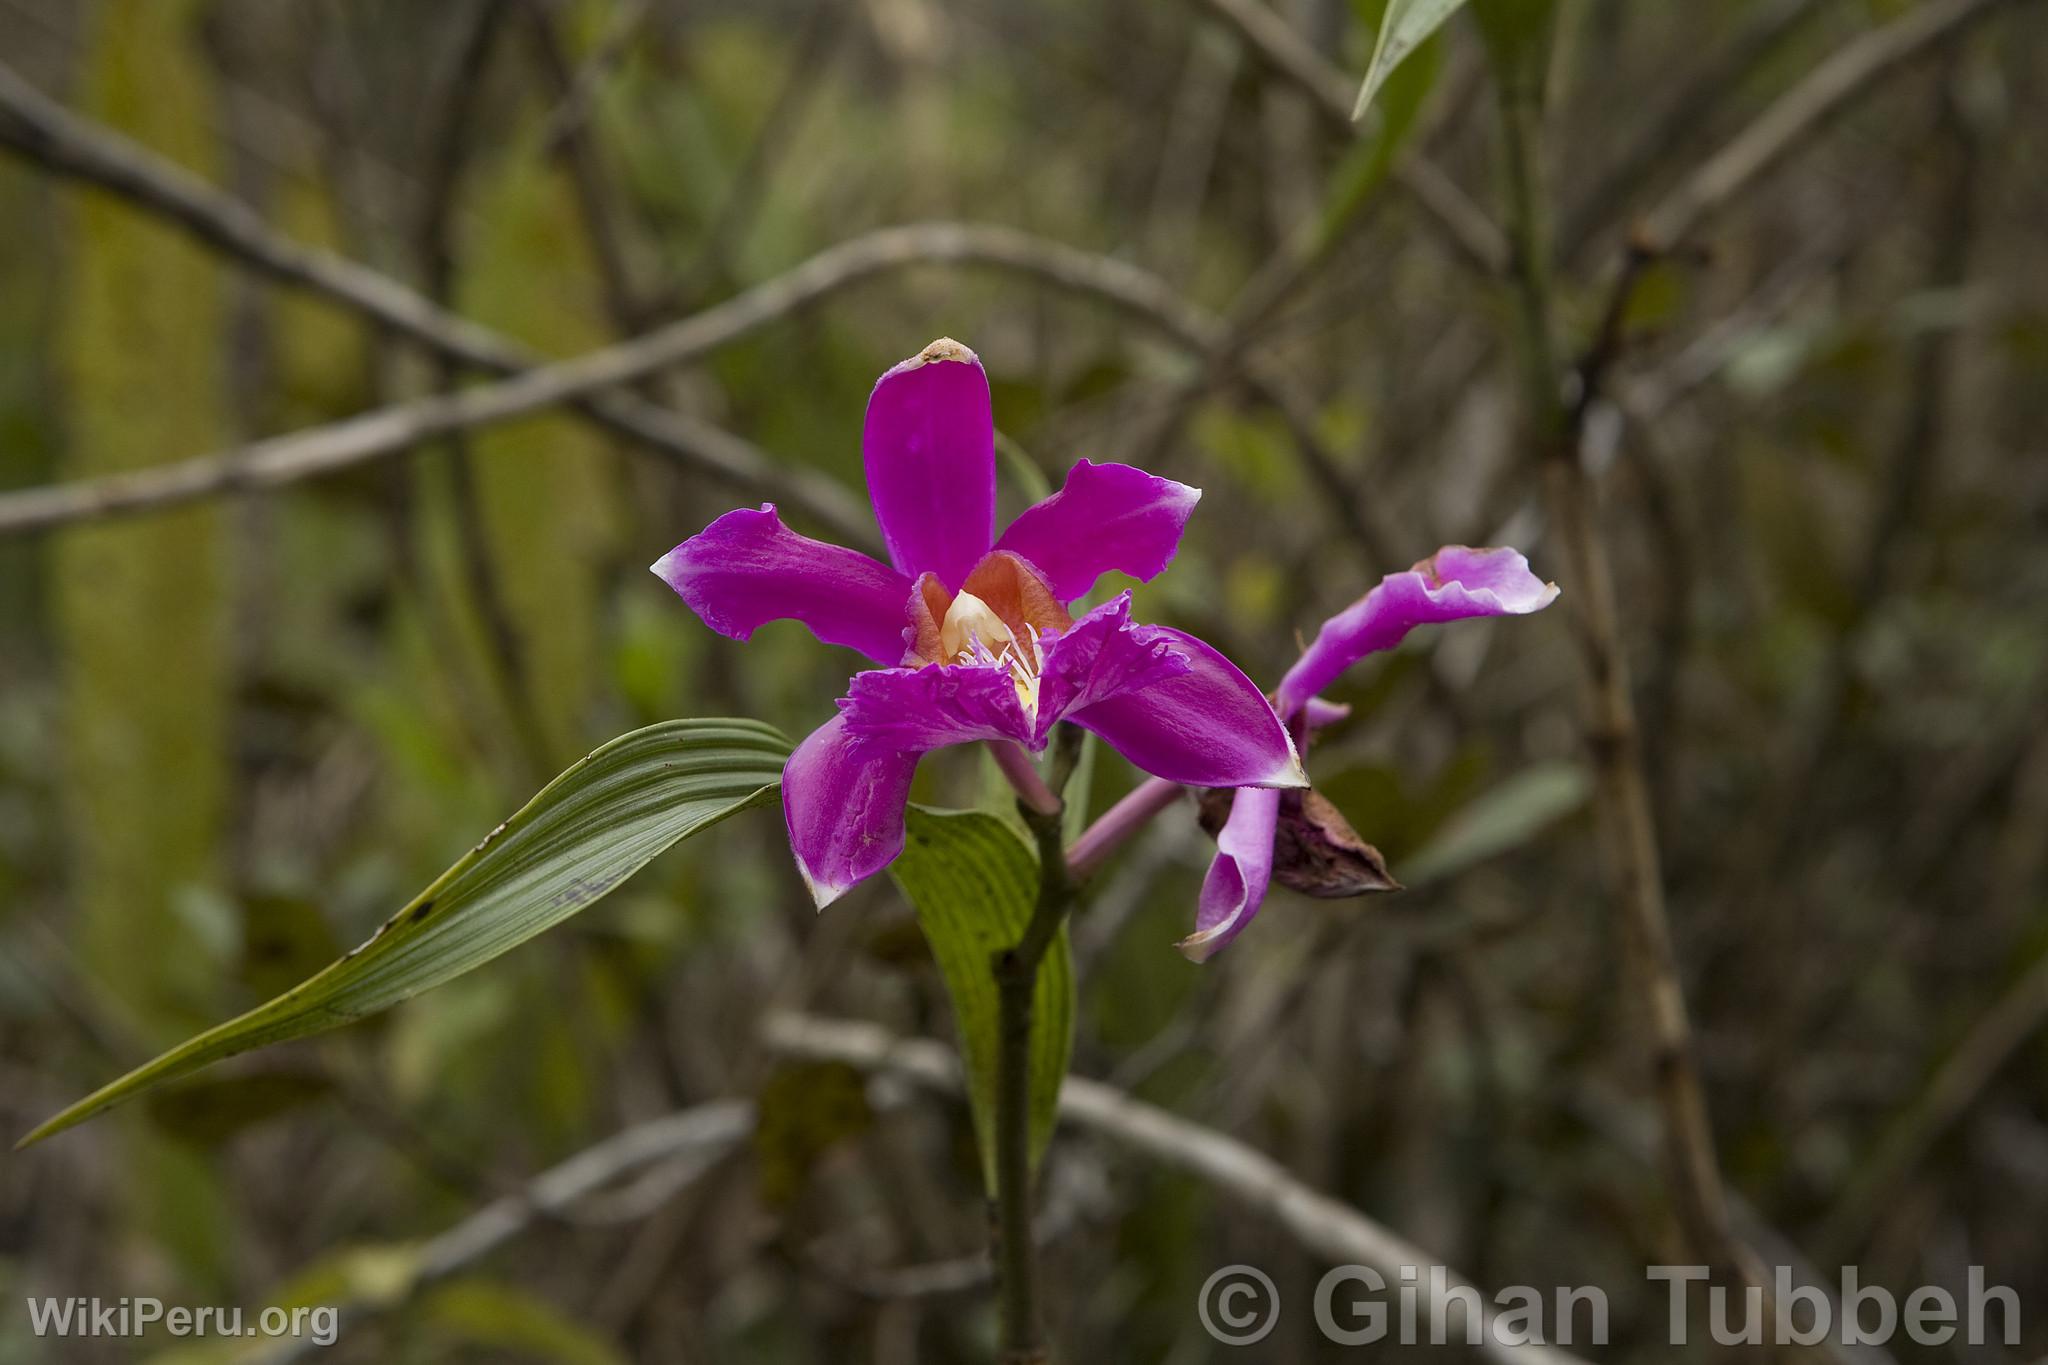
[0,0,2044,1360]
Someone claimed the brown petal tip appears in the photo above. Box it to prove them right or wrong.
[914,336,976,366]
[1198,787,1401,899]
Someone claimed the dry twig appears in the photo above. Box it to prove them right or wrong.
[1640,0,2017,248]
[1489,28,1782,1339]
[250,1100,751,1365]
[764,1013,1594,1365]
[0,218,1221,537]
[1816,946,2048,1265]
[1192,0,1507,275]
[0,57,873,542]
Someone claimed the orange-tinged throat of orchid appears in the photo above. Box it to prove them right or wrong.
[908,552,1073,720]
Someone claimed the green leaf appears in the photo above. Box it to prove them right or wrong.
[1399,761,1590,885]
[20,719,788,1148]
[891,807,1074,1192]
[1321,22,1444,246]
[1352,0,1468,121]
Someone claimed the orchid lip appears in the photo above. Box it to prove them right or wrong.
[935,586,1056,723]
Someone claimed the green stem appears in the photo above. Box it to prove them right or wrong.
[991,731,1081,1361]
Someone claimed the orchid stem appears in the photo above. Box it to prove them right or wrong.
[1064,776,1183,880]
[988,740,1060,817]
[991,728,1081,1362]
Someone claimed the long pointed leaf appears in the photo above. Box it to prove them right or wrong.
[1353,0,1469,120]
[21,719,788,1147]
[892,808,1074,1192]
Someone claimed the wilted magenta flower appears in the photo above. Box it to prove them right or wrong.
[655,338,1304,906]
[1183,547,1559,961]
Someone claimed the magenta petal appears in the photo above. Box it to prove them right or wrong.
[1032,594,1189,744]
[839,662,1033,752]
[1274,545,1560,717]
[863,339,996,589]
[994,459,1201,602]
[1069,627,1305,788]
[1179,787,1280,962]
[1301,697,1352,731]
[783,713,919,908]
[652,505,914,666]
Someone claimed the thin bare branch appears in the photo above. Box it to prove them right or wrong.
[1817,945,2048,1265]
[0,57,873,543]
[519,0,653,326]
[0,219,1223,537]
[534,0,651,158]
[1558,0,1825,259]
[250,1100,751,1365]
[1190,0,1508,276]
[1641,0,2018,248]
[1490,40,1783,1336]
[763,1013,1594,1365]
[802,1163,1101,1302]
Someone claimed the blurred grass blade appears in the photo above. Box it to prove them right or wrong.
[20,719,789,1148]
[892,808,1074,1193]
[993,430,1054,505]
[1473,0,1558,91]
[1400,760,1590,885]
[1353,0,1469,120]
[420,1278,630,1365]
[1319,19,1443,246]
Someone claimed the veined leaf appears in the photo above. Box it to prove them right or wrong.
[1353,0,1468,120]
[892,808,1074,1192]
[20,719,788,1148]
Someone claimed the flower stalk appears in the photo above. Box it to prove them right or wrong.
[991,727,1083,1361]
[1064,775,1181,879]
[988,739,1061,817]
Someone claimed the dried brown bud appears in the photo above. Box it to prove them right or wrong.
[1197,787,1401,899]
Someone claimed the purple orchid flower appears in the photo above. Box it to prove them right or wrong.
[1182,546,1560,962]
[653,338,1305,907]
